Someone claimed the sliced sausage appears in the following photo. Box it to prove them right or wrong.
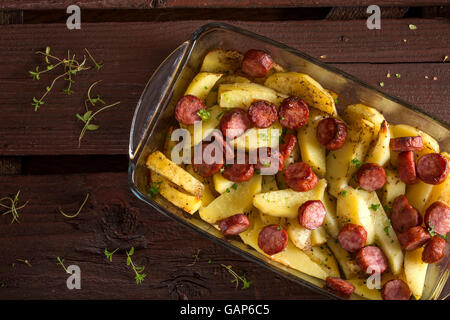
[338,223,368,253]
[241,49,274,78]
[357,163,386,191]
[220,109,252,140]
[316,118,348,150]
[391,195,422,233]
[355,246,388,275]
[248,100,278,128]
[174,95,205,125]
[397,226,431,251]
[416,153,449,185]
[298,200,327,230]
[283,162,318,192]
[218,214,250,236]
[422,235,446,264]
[389,136,423,152]
[424,201,450,236]
[222,160,254,183]
[258,224,288,255]
[381,279,411,300]
[278,97,309,130]
[325,277,355,298]
[192,143,224,178]
[397,151,417,185]
[278,133,297,170]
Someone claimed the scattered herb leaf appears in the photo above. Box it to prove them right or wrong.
[221,264,251,290]
[58,193,89,218]
[126,247,147,284]
[0,190,29,224]
[197,109,211,121]
[104,248,119,262]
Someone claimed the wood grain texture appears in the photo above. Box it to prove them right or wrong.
[0,172,327,299]
[0,19,449,156]
[1,0,448,10]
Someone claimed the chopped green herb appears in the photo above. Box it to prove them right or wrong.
[226,188,231,193]
[395,73,401,78]
[383,219,391,237]
[409,24,417,30]
[369,204,381,211]
[428,222,436,237]
[126,247,147,284]
[197,109,211,121]
[231,183,237,190]
[147,181,162,198]
[216,111,224,121]
[379,82,385,87]
[351,158,363,168]
[104,248,119,262]
[221,264,251,290]
[341,190,347,198]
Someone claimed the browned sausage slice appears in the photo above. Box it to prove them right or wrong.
[192,143,224,178]
[325,277,355,298]
[283,162,318,192]
[222,161,254,183]
[422,235,446,263]
[220,109,252,140]
[397,226,431,251]
[424,201,450,236]
[316,118,348,151]
[241,49,274,78]
[218,214,250,236]
[338,223,368,253]
[298,200,327,230]
[357,163,386,191]
[174,95,206,125]
[416,153,449,185]
[355,246,388,274]
[278,97,309,129]
[389,136,423,152]
[391,195,422,233]
[258,224,288,255]
[397,151,417,185]
[381,279,411,300]
[248,100,278,128]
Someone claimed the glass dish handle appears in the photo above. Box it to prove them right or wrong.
[129,41,189,160]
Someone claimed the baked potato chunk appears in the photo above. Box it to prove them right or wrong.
[303,244,340,278]
[327,238,361,279]
[365,120,391,167]
[264,72,337,116]
[186,105,223,146]
[287,218,312,250]
[200,49,243,74]
[342,104,385,137]
[404,247,428,300]
[380,169,406,210]
[184,72,223,101]
[231,121,282,151]
[212,172,235,194]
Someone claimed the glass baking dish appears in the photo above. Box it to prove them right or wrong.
[128,22,449,300]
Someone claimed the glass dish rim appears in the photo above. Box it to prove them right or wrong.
[128,21,449,300]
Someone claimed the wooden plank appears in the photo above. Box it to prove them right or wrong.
[1,0,447,10]
[0,172,326,299]
[1,20,448,156]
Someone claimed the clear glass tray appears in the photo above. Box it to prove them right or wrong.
[128,22,449,300]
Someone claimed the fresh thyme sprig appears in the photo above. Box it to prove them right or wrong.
[16,259,32,267]
[0,190,29,224]
[126,247,147,284]
[57,257,70,274]
[85,48,103,70]
[187,249,201,266]
[221,264,252,290]
[147,181,162,198]
[76,81,120,147]
[104,248,119,262]
[58,193,89,218]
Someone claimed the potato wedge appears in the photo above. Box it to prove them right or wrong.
[380,169,406,210]
[336,186,376,245]
[200,49,243,74]
[406,181,434,214]
[342,104,385,137]
[218,82,286,109]
[389,123,440,167]
[365,120,390,167]
[240,213,328,279]
[327,238,361,279]
[253,179,327,219]
[150,171,202,214]
[287,218,312,250]
[199,174,261,224]
[404,247,428,300]
[360,190,404,275]
[346,278,382,300]
[185,165,216,207]
[311,227,328,246]
[185,105,223,146]
[297,107,327,177]
[205,75,250,108]
[322,192,340,238]
[184,72,223,101]
[146,151,204,197]
[212,172,235,194]
[264,72,337,116]
[231,121,282,151]
[326,119,375,197]
[303,244,340,278]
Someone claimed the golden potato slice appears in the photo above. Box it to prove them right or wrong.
[185,105,223,146]
[184,72,223,101]
[327,238,361,279]
[322,192,340,239]
[205,75,251,108]
[346,278,382,300]
[404,247,428,300]
[200,49,243,74]
[311,227,328,246]
[146,151,204,197]
[303,244,340,278]
[342,104,386,137]
[264,72,337,116]
[212,172,235,194]
[199,174,261,224]
[218,82,286,109]
[380,169,406,210]
[185,165,216,207]
[365,120,391,167]
[406,181,434,214]
[287,218,312,250]
[231,121,282,151]
[253,179,327,219]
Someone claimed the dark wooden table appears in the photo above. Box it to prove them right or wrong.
[0,1,449,300]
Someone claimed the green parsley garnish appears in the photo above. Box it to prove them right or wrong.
[197,109,211,121]
[231,183,237,190]
[428,222,436,236]
[395,73,401,78]
[341,190,347,197]
[216,111,224,121]
[409,24,417,30]
[147,181,162,198]
[379,82,385,87]
[351,158,363,168]
[369,204,381,211]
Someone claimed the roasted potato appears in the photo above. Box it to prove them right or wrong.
[404,247,428,300]
[200,49,243,74]
[184,72,223,101]
[365,120,391,167]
